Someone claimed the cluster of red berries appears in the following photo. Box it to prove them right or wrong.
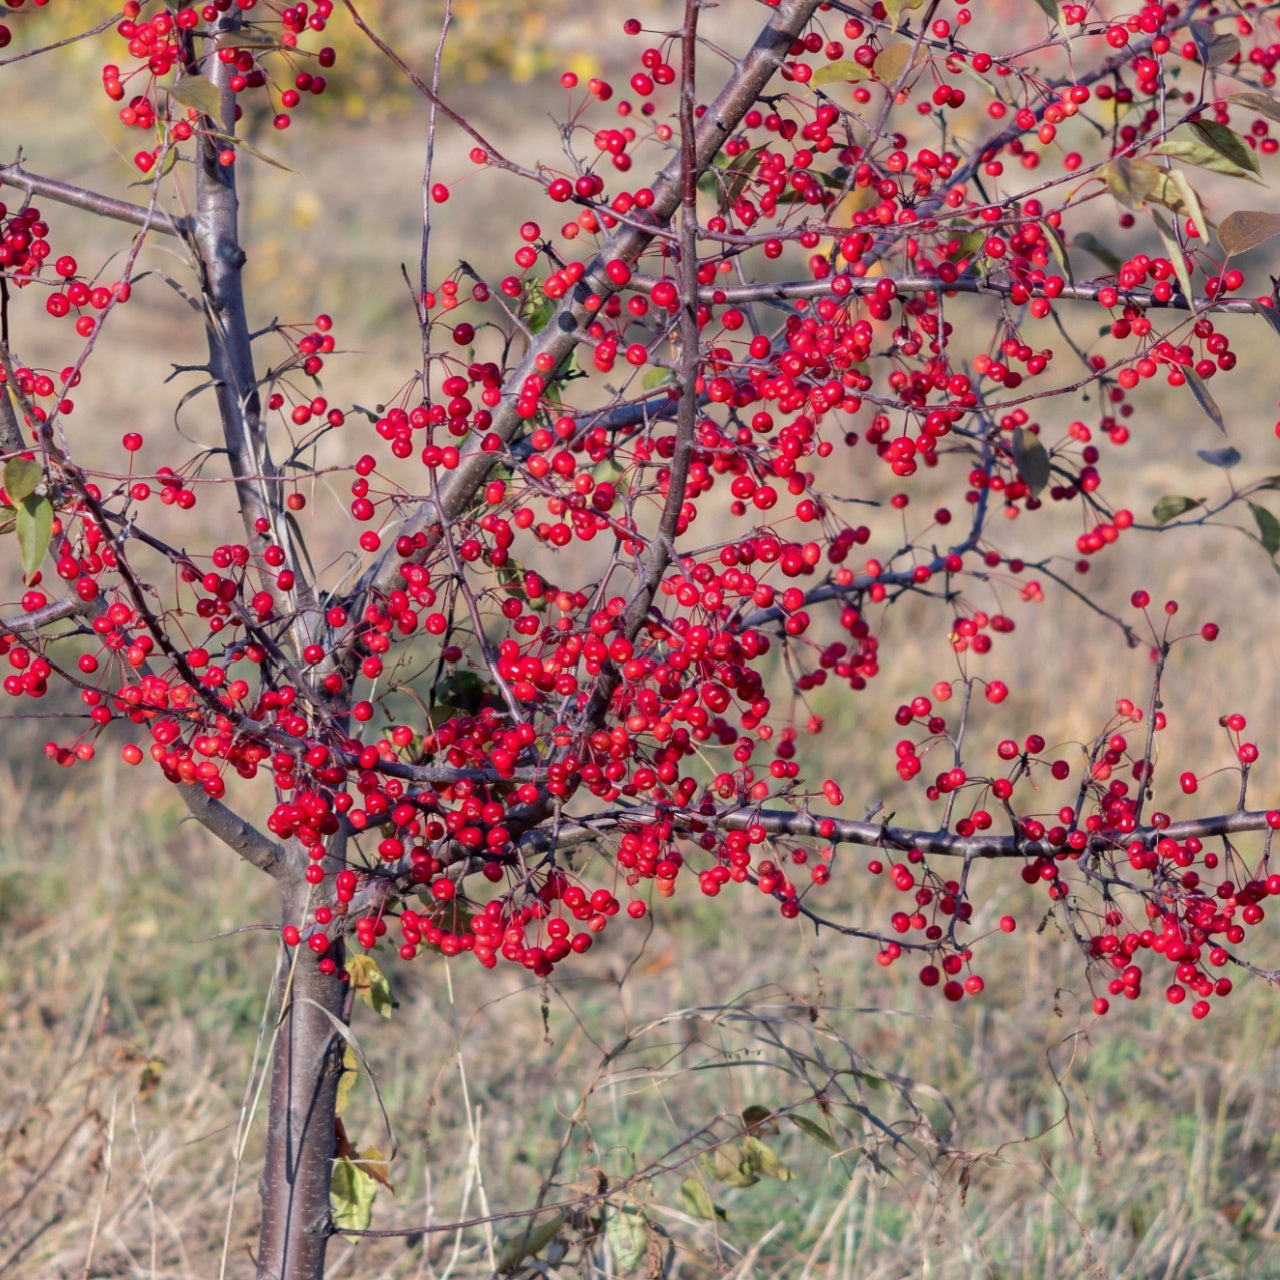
[0,201,53,284]
[1086,822,1280,1020]
[6,1,1280,1018]
[1,200,132,376]
[263,314,345,432]
[42,253,133,340]
[99,1,337,172]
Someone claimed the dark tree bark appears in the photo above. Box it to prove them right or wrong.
[256,877,348,1280]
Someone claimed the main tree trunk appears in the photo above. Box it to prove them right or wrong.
[256,880,348,1280]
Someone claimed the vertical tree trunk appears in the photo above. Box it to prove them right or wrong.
[256,880,348,1280]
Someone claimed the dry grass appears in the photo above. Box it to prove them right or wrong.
[5,748,1280,1280]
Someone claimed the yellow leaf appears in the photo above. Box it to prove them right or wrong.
[336,1045,358,1115]
[875,42,917,85]
[1104,157,1161,209]
[331,1156,377,1237]
[1164,169,1208,243]
[354,1146,395,1192]
[809,59,871,88]
[345,954,394,1018]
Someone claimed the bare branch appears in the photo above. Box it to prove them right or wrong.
[177,782,290,879]
[630,270,1270,316]
[0,11,120,68]
[0,384,24,454]
[525,803,1280,862]
[184,17,327,666]
[0,596,93,636]
[0,164,186,237]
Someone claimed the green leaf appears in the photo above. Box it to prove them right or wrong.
[4,457,42,504]
[789,1115,838,1150]
[1184,367,1226,435]
[849,1067,892,1090]
[1249,503,1280,557]
[330,1156,378,1238]
[236,136,295,172]
[1149,210,1194,306]
[523,287,557,335]
[1229,90,1280,126]
[16,495,52,579]
[741,1135,792,1182]
[1196,446,1240,468]
[640,366,671,390]
[207,131,294,172]
[524,299,555,337]
[1152,495,1201,524]
[1189,20,1240,67]
[679,1178,723,1221]
[156,143,181,180]
[1041,219,1073,285]
[605,1206,649,1273]
[721,144,768,213]
[167,75,223,119]
[336,1045,358,1115]
[496,559,523,593]
[1151,135,1264,181]
[1219,210,1280,256]
[1163,168,1208,243]
[808,59,871,88]
[883,0,928,19]
[346,954,394,1019]
[1072,232,1122,274]
[1188,121,1260,177]
[944,232,984,268]
[593,453,632,498]
[1031,0,1060,18]
[495,1214,565,1271]
[137,1055,166,1101]
[1130,166,1210,251]
[1012,428,1050,496]
[433,670,495,715]
[1108,158,1218,233]
[701,1141,759,1188]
